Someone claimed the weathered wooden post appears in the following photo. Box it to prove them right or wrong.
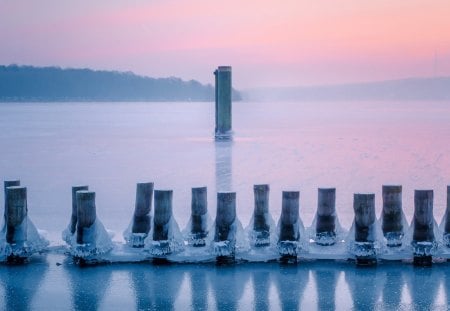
[153,190,172,242]
[70,185,89,235]
[316,188,337,246]
[381,185,404,247]
[3,180,20,227]
[252,184,270,247]
[214,192,236,263]
[189,187,208,247]
[412,190,435,266]
[5,186,28,247]
[443,186,450,247]
[76,191,96,245]
[278,191,300,263]
[353,194,377,266]
[214,66,232,139]
[129,182,153,247]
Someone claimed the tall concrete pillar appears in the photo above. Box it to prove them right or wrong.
[214,66,232,139]
[412,190,435,266]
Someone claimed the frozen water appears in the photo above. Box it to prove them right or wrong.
[1,100,450,307]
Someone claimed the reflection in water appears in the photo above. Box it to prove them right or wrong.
[345,266,383,310]
[382,264,405,309]
[252,265,272,311]
[130,264,184,311]
[275,264,309,310]
[407,266,440,310]
[209,264,250,310]
[215,141,233,192]
[0,257,48,311]
[65,262,112,311]
[189,267,210,311]
[313,264,339,310]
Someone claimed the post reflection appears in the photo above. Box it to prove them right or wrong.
[209,264,250,310]
[252,264,272,311]
[407,266,440,310]
[345,266,383,309]
[0,258,48,311]
[313,264,339,310]
[275,264,309,310]
[189,266,210,311]
[130,264,184,311]
[382,264,405,309]
[65,263,112,311]
[215,141,233,192]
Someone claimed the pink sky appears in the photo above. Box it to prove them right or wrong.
[1,0,450,88]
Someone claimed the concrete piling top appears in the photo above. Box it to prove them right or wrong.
[281,191,299,225]
[317,188,336,216]
[76,190,96,226]
[154,190,173,226]
[191,187,207,216]
[134,182,154,217]
[216,66,232,72]
[72,186,89,212]
[216,192,236,226]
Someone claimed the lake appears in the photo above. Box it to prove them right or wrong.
[1,100,450,309]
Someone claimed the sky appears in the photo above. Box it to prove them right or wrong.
[1,0,450,88]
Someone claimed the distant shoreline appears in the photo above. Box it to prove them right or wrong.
[0,65,242,102]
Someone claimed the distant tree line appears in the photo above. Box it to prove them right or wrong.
[0,65,242,102]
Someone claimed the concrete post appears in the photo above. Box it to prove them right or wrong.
[353,194,376,265]
[76,191,96,245]
[5,186,27,245]
[412,190,434,266]
[278,191,300,263]
[444,186,450,246]
[153,190,172,242]
[381,185,403,247]
[252,184,270,247]
[132,182,153,235]
[190,187,208,246]
[214,66,232,139]
[316,188,336,246]
[70,186,89,234]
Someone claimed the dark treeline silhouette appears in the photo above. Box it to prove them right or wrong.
[0,65,242,102]
[246,77,450,102]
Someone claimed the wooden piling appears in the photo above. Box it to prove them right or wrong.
[252,184,270,247]
[278,191,300,263]
[132,182,153,235]
[214,66,232,139]
[353,193,376,266]
[214,192,236,263]
[381,185,403,247]
[70,186,89,235]
[190,187,208,247]
[316,188,336,246]
[5,186,27,245]
[444,186,450,247]
[153,190,172,242]
[76,191,96,245]
[412,190,434,266]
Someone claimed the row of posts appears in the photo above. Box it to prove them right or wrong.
[3,180,450,266]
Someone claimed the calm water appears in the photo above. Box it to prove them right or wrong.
[1,100,450,309]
